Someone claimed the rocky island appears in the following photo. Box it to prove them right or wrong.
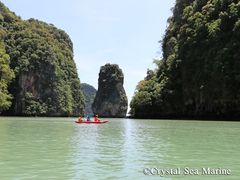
[130,0,240,119]
[92,64,128,118]
[0,2,84,116]
[81,83,96,116]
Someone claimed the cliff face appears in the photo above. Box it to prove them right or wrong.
[0,2,84,116]
[0,2,15,113]
[131,0,240,119]
[92,64,128,118]
[81,83,96,116]
[0,39,14,113]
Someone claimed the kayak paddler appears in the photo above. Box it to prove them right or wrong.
[94,115,100,122]
[77,116,83,122]
[86,115,91,121]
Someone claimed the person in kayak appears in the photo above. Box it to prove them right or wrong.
[94,115,100,122]
[77,116,83,122]
[86,115,91,121]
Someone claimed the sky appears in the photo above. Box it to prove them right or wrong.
[2,0,175,107]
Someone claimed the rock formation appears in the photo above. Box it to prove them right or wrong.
[130,0,240,119]
[92,64,128,117]
[0,2,84,116]
[81,83,96,116]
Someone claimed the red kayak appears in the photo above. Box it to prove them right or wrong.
[75,120,108,124]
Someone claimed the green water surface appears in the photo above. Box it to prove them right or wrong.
[0,117,239,180]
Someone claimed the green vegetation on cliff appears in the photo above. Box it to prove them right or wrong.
[81,83,96,116]
[0,39,14,112]
[0,2,84,116]
[131,0,240,119]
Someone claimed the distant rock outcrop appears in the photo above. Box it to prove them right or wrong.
[81,83,96,116]
[92,64,128,117]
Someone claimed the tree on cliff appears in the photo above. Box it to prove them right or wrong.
[81,83,96,116]
[0,2,84,116]
[92,64,128,118]
[131,0,240,119]
[0,41,14,112]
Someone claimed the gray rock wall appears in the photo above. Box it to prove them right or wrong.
[92,64,128,118]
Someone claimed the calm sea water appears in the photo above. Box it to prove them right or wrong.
[0,117,239,180]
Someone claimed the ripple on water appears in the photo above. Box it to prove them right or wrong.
[0,118,240,179]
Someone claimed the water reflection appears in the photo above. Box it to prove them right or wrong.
[0,117,239,180]
[71,119,240,180]
[122,119,168,175]
[71,119,172,179]
[71,119,126,179]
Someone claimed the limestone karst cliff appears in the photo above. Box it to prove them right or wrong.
[131,0,240,119]
[0,1,84,116]
[92,64,128,118]
[81,83,96,116]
